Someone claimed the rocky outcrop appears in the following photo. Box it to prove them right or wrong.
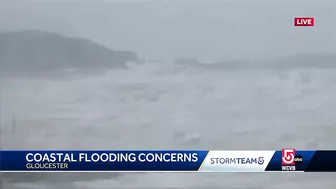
[0,30,139,73]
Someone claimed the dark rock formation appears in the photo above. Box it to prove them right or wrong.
[0,30,139,74]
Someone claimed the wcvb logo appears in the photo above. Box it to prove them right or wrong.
[294,17,314,27]
[282,149,295,165]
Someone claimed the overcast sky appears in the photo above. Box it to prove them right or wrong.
[0,0,335,60]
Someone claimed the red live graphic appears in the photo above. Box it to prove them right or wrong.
[294,17,314,26]
[282,149,296,165]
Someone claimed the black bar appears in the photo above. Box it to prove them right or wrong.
[306,151,336,172]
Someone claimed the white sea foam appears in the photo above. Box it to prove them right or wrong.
[1,63,336,188]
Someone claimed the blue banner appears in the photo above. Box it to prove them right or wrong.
[0,150,208,171]
[1,150,336,172]
[265,150,336,172]
[265,150,316,171]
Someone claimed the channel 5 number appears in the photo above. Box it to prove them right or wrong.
[282,149,295,165]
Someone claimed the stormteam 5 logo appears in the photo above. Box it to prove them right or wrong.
[281,149,303,171]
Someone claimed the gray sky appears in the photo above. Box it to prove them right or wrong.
[0,0,335,60]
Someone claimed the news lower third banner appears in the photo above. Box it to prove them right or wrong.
[0,150,336,172]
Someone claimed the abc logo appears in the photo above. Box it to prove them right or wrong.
[294,155,303,164]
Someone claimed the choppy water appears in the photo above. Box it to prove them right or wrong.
[1,63,336,188]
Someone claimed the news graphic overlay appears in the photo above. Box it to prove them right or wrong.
[0,150,208,172]
[281,149,303,171]
[265,149,311,172]
[1,150,336,172]
[265,149,336,172]
[0,150,273,172]
[294,17,315,27]
[198,150,273,172]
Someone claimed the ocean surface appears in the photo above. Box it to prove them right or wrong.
[1,62,336,188]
